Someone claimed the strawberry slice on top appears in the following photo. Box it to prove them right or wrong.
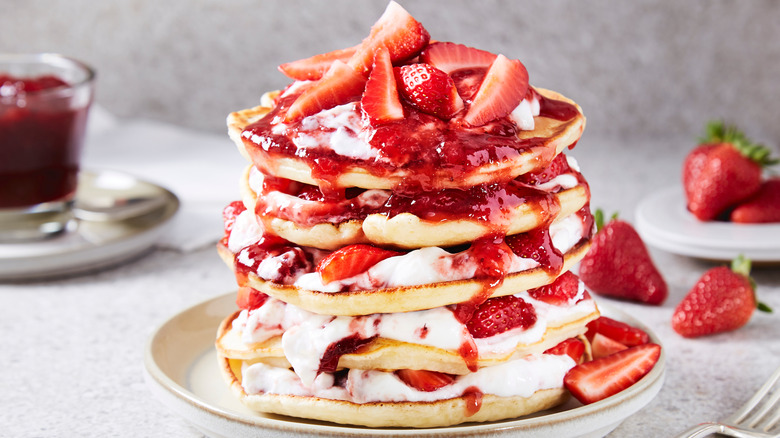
[564,343,661,405]
[278,45,359,81]
[284,60,367,122]
[463,54,529,127]
[316,244,401,284]
[348,1,430,75]
[421,41,497,74]
[395,63,464,119]
[361,46,404,125]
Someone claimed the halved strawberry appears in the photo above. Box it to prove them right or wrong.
[236,286,269,311]
[284,60,367,122]
[590,333,628,359]
[278,45,359,81]
[420,42,497,74]
[544,337,585,362]
[585,316,650,347]
[564,343,661,405]
[316,244,400,284]
[466,295,537,338]
[395,63,464,119]
[348,1,430,74]
[361,46,404,124]
[463,54,529,127]
[396,369,455,392]
[528,271,581,305]
[222,201,246,235]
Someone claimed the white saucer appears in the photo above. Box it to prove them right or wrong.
[144,293,666,438]
[636,187,780,262]
[0,170,179,280]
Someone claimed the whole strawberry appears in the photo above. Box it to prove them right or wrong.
[730,178,780,223]
[672,256,771,338]
[578,210,668,305]
[683,121,778,221]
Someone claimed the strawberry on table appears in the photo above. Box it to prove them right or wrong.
[683,121,778,221]
[564,343,661,405]
[361,46,404,124]
[730,178,780,223]
[578,210,668,305]
[672,255,772,338]
[316,244,400,284]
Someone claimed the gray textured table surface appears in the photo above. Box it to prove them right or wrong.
[1,133,778,438]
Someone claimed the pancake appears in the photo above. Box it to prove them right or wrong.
[217,353,572,428]
[217,239,590,316]
[227,88,585,191]
[241,164,591,250]
[216,303,599,375]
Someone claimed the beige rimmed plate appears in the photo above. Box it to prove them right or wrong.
[144,292,665,438]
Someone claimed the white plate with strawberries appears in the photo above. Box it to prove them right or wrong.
[636,186,780,262]
[144,293,665,438]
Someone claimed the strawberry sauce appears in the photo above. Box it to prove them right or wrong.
[462,386,484,417]
[241,68,579,193]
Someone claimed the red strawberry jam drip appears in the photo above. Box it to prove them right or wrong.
[233,233,314,285]
[463,386,484,417]
[506,225,564,276]
[255,168,566,230]
[240,69,580,193]
[318,333,377,375]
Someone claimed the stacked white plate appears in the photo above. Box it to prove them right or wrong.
[636,187,780,262]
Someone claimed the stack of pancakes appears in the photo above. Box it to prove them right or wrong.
[214,4,599,429]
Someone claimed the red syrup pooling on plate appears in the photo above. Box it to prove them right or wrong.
[240,69,580,193]
[0,74,88,208]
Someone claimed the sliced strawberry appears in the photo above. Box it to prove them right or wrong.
[518,153,572,186]
[585,316,650,347]
[235,286,269,311]
[278,45,359,81]
[590,333,628,359]
[544,337,585,362]
[528,271,581,305]
[420,42,497,74]
[284,60,367,122]
[463,54,529,127]
[361,46,404,124]
[564,343,661,405]
[396,369,455,392]
[348,1,430,74]
[222,201,247,234]
[466,295,537,338]
[316,244,400,284]
[395,63,463,119]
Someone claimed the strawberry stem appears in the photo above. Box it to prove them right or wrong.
[593,209,619,233]
[699,121,779,166]
[730,255,772,313]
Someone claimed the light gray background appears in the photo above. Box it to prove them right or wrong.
[3,0,780,144]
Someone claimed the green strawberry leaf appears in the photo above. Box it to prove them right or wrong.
[699,121,779,167]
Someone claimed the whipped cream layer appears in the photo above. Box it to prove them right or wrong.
[231,280,596,387]
[227,205,589,290]
[240,351,575,403]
